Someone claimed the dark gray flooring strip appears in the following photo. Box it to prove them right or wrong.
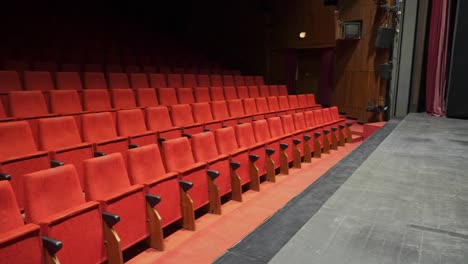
[214,120,401,264]
[408,224,468,240]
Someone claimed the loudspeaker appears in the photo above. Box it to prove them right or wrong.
[379,63,392,80]
[324,0,338,5]
[375,27,394,49]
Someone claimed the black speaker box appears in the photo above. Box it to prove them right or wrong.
[324,0,338,6]
[375,27,394,49]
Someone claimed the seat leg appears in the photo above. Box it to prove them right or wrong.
[103,223,124,264]
[249,161,260,192]
[338,127,346,146]
[207,177,221,215]
[313,137,322,158]
[280,150,289,175]
[331,130,338,150]
[146,204,164,251]
[303,140,312,163]
[266,155,276,182]
[292,144,302,168]
[180,188,195,231]
[230,168,243,202]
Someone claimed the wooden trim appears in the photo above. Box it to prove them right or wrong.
[230,167,243,201]
[266,155,276,182]
[323,134,331,154]
[207,176,221,215]
[280,149,289,175]
[249,161,261,192]
[303,140,312,163]
[146,203,164,251]
[345,126,353,143]
[313,137,322,158]
[103,222,123,264]
[180,188,195,231]
[331,130,338,150]
[292,144,302,168]
[338,128,346,146]
[44,249,60,264]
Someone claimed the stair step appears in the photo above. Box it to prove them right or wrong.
[351,134,363,143]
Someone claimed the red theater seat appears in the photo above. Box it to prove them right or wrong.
[278,96,294,114]
[145,106,181,140]
[82,89,112,112]
[259,85,270,97]
[84,153,163,251]
[267,96,281,114]
[8,91,50,118]
[288,95,300,110]
[159,66,172,74]
[38,116,93,187]
[210,100,238,127]
[84,72,108,89]
[130,73,150,88]
[158,88,178,105]
[224,86,238,100]
[192,102,222,131]
[0,71,22,92]
[297,94,308,109]
[125,65,141,73]
[143,65,158,73]
[293,112,321,160]
[55,72,83,90]
[243,98,264,120]
[116,109,157,146]
[244,76,256,86]
[170,104,204,135]
[33,61,57,72]
[247,85,260,98]
[255,76,265,85]
[227,99,252,123]
[136,88,159,107]
[236,86,249,99]
[49,90,83,115]
[306,94,317,107]
[61,63,81,72]
[223,75,235,86]
[106,64,123,73]
[0,101,10,120]
[269,85,280,96]
[110,89,137,109]
[3,60,29,73]
[0,181,45,264]
[255,97,275,118]
[183,74,198,87]
[177,88,195,104]
[108,73,131,89]
[252,119,285,175]
[149,73,168,88]
[167,74,183,88]
[194,87,211,102]
[197,75,211,86]
[84,64,103,73]
[210,75,223,86]
[210,86,225,101]
[278,85,288,95]
[0,121,51,208]
[23,71,54,91]
[234,75,246,86]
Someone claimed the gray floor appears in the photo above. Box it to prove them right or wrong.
[269,113,468,264]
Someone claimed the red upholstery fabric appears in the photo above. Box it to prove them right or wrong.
[125,65,141,73]
[227,99,246,118]
[244,76,255,86]
[267,96,280,112]
[167,74,183,88]
[247,85,260,98]
[278,85,288,95]
[305,111,324,146]
[183,74,198,87]
[145,106,181,140]
[49,90,83,114]
[210,101,237,126]
[210,86,225,101]
[84,64,103,73]
[81,112,120,142]
[106,64,123,73]
[108,73,131,89]
[222,75,235,86]
[235,123,266,175]
[224,86,238,100]
[297,94,308,108]
[110,89,137,109]
[194,87,211,102]
[130,73,150,88]
[82,89,112,112]
[255,97,269,114]
[313,109,324,125]
[269,85,280,96]
[116,109,156,146]
[149,73,167,88]
[170,104,203,135]
[259,85,270,97]
[267,117,293,162]
[84,154,147,250]
[322,108,332,123]
[143,65,158,73]
[278,96,290,110]
[162,137,209,210]
[3,60,29,72]
[61,64,81,72]
[288,95,299,109]
[243,98,259,117]
[0,101,7,119]
[135,88,159,107]
[234,75,246,86]
[177,88,195,104]
[197,75,211,86]
[84,72,108,89]
[236,86,249,99]
[254,76,264,85]
[191,102,221,130]
[55,72,83,90]
[210,75,223,86]
[33,62,57,72]
[24,165,106,264]
[191,132,231,196]
[8,91,49,118]
[23,71,54,91]
[158,88,178,105]
[128,145,182,227]
[253,119,280,168]
[0,71,22,92]
[306,94,316,106]
[0,181,24,232]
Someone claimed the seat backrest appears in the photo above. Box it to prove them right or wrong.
[145,106,174,131]
[170,104,195,127]
[84,72,108,89]
[243,98,258,115]
[236,86,249,99]
[183,74,197,87]
[322,108,333,123]
[24,71,54,91]
[306,94,316,106]
[110,89,137,109]
[330,106,340,120]
[158,88,178,105]
[125,65,141,73]
[194,87,211,102]
[0,121,38,160]
[223,86,238,100]
[0,71,22,92]
[305,111,317,127]
[128,144,167,185]
[244,76,255,86]
[297,94,308,108]
[0,100,7,118]
[130,73,150,88]
[82,89,112,111]
[81,112,118,142]
[83,153,131,201]
[142,65,157,73]
[24,164,85,223]
[235,123,257,147]
[38,116,82,150]
[247,85,259,98]
[116,109,147,136]
[106,64,123,73]
[280,115,296,134]
[191,131,220,162]
[267,117,285,137]
[61,63,81,72]
[269,85,280,96]
[162,137,196,171]
[84,64,103,73]
[0,181,24,233]
[159,66,172,74]
[176,88,195,104]
[288,95,299,109]
[167,74,183,88]
[227,99,245,117]
[56,72,83,90]
[234,75,245,86]
[3,60,29,73]
[222,75,235,86]
[254,76,264,85]
[210,86,225,101]
[210,101,230,120]
[49,90,83,114]
[210,75,223,86]
[278,96,290,110]
[252,119,271,142]
[313,109,324,125]
[214,127,239,154]
[197,75,210,86]
[267,96,280,112]
[33,62,57,72]
[108,73,130,89]
[259,85,270,97]
[293,112,307,130]
[149,73,167,88]
[278,85,288,95]
[255,97,269,113]
[135,88,159,107]
[8,91,48,117]
[192,102,214,123]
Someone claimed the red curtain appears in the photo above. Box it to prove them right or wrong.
[425,0,452,116]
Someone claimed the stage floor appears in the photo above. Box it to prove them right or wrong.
[217,113,468,263]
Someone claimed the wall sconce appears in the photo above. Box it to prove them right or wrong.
[299,32,307,39]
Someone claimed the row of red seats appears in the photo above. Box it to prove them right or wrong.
[0,88,299,120]
[0,71,265,92]
[0,107,352,264]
